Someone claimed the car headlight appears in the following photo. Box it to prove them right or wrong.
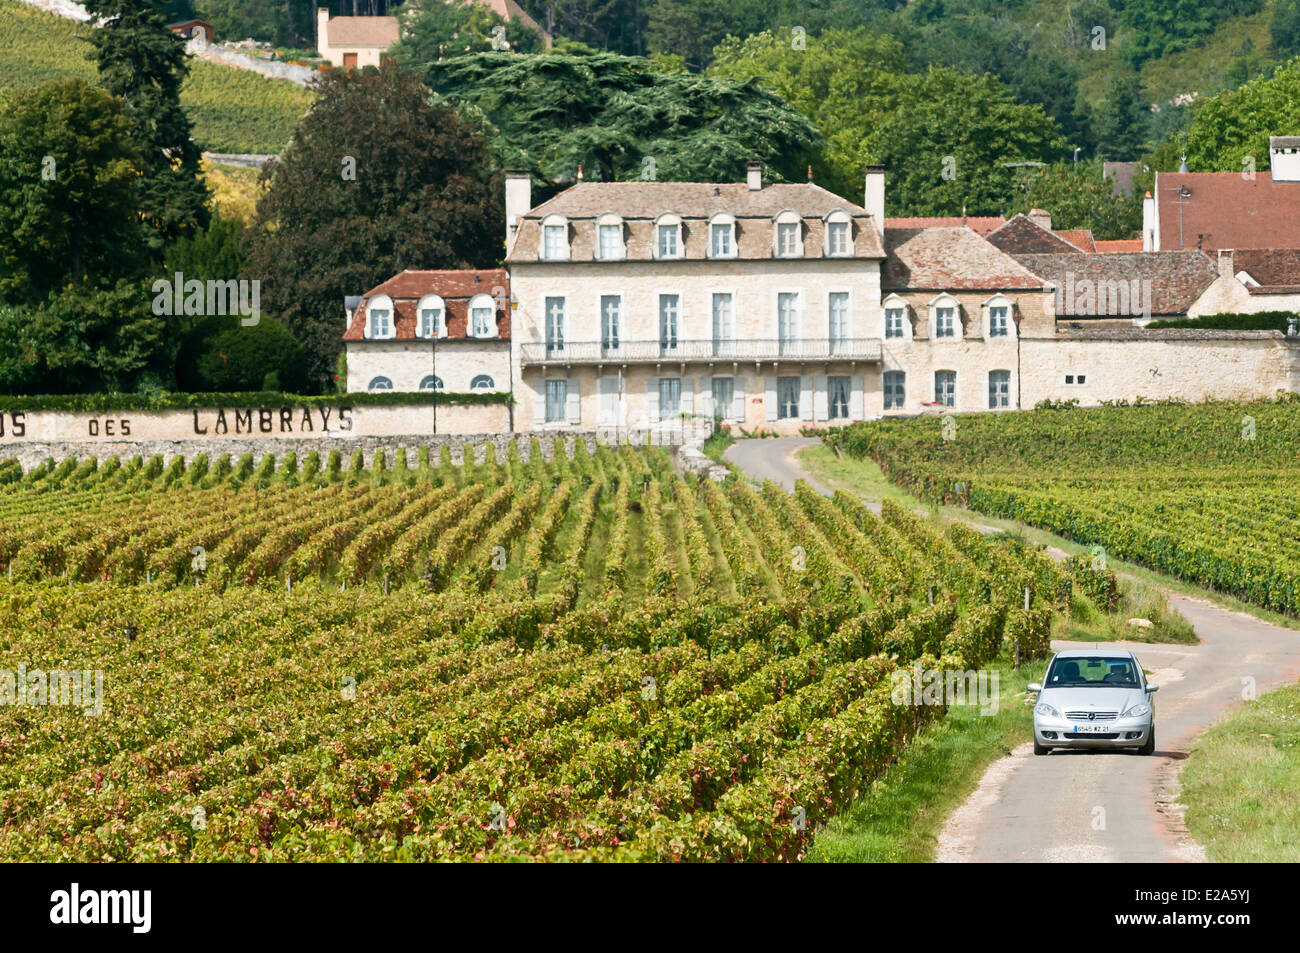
[1122,703,1150,718]
[1035,702,1060,718]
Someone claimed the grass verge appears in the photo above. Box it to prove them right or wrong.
[1181,681,1300,861]
[805,659,1036,862]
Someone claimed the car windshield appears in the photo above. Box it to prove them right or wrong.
[1045,656,1140,688]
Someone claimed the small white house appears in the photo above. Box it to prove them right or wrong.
[316,7,399,69]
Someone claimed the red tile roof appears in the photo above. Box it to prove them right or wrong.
[1055,229,1097,253]
[324,15,399,48]
[343,269,510,342]
[1230,248,1300,288]
[1014,251,1218,317]
[884,216,1005,235]
[1154,171,1300,250]
[883,227,1048,291]
[985,214,1089,254]
[1095,239,1143,253]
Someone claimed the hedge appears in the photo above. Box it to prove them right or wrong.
[0,391,513,412]
[1146,311,1298,331]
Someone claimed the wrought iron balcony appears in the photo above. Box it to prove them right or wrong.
[519,338,883,365]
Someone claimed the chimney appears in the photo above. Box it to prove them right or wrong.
[1269,136,1300,183]
[1027,208,1052,231]
[317,7,329,52]
[1217,249,1234,280]
[344,296,361,331]
[1143,189,1157,251]
[863,165,885,227]
[504,170,532,250]
[746,161,763,191]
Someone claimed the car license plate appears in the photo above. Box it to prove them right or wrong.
[1072,724,1110,733]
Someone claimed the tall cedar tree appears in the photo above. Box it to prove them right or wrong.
[245,67,502,384]
[83,0,211,248]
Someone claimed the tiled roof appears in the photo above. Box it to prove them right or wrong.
[482,0,549,41]
[884,216,1005,235]
[1095,239,1143,253]
[1230,248,1300,288]
[1154,171,1300,250]
[1055,229,1097,253]
[507,181,885,262]
[1014,251,1218,317]
[343,269,510,342]
[985,214,1090,254]
[325,15,399,48]
[882,227,1049,291]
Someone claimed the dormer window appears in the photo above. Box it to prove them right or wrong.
[416,294,446,339]
[773,210,803,258]
[540,214,570,261]
[365,294,395,339]
[596,213,625,261]
[468,293,496,338]
[655,214,683,260]
[824,211,852,256]
[930,294,962,340]
[882,294,913,341]
[983,294,1014,339]
[708,213,736,259]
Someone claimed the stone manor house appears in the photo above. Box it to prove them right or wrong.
[345,156,1300,437]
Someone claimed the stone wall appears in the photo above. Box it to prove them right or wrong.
[346,340,511,393]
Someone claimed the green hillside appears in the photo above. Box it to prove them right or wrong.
[0,0,313,154]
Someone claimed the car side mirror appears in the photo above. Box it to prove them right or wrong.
[1147,684,1159,693]
[1026,683,1042,693]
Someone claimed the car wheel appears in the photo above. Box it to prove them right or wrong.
[1033,738,1048,756]
[1138,727,1155,756]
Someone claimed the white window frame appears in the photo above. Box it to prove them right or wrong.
[710,288,736,356]
[824,210,852,257]
[368,375,394,391]
[773,210,804,258]
[882,294,912,342]
[467,293,497,338]
[654,214,683,260]
[415,294,446,339]
[827,375,851,419]
[708,213,737,259]
[364,294,395,339]
[600,292,621,352]
[710,376,735,422]
[540,214,570,261]
[658,291,681,355]
[544,379,568,423]
[470,374,496,391]
[934,369,957,407]
[988,369,1011,409]
[930,294,962,341]
[659,377,682,417]
[776,376,801,419]
[776,288,802,355]
[983,294,1015,340]
[596,213,625,261]
[419,375,443,391]
[883,369,906,411]
[544,295,565,355]
[828,289,851,352]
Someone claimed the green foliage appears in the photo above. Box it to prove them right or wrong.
[1184,57,1300,171]
[869,68,1069,217]
[82,0,211,246]
[708,28,906,198]
[392,0,543,65]
[1273,0,1300,58]
[1147,311,1298,330]
[0,79,147,302]
[182,314,310,392]
[1118,0,1267,70]
[422,51,821,186]
[0,390,510,411]
[245,66,501,382]
[1005,161,1142,240]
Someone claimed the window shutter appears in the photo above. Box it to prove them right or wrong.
[765,377,778,421]
[598,375,615,426]
[533,379,546,426]
[680,377,693,415]
[566,378,581,425]
[850,376,865,420]
[647,377,660,424]
[732,377,745,422]
[813,375,828,420]
[799,375,813,420]
[699,377,713,419]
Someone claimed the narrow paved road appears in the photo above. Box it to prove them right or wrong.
[725,436,1300,862]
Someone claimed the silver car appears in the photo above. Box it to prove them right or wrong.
[1028,649,1158,755]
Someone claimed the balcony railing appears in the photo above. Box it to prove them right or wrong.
[520,338,883,365]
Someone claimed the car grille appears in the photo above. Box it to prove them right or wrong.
[1065,711,1117,721]
[1063,732,1119,740]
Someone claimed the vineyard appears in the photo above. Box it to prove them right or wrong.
[827,395,1300,616]
[0,441,1069,861]
[0,0,313,154]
